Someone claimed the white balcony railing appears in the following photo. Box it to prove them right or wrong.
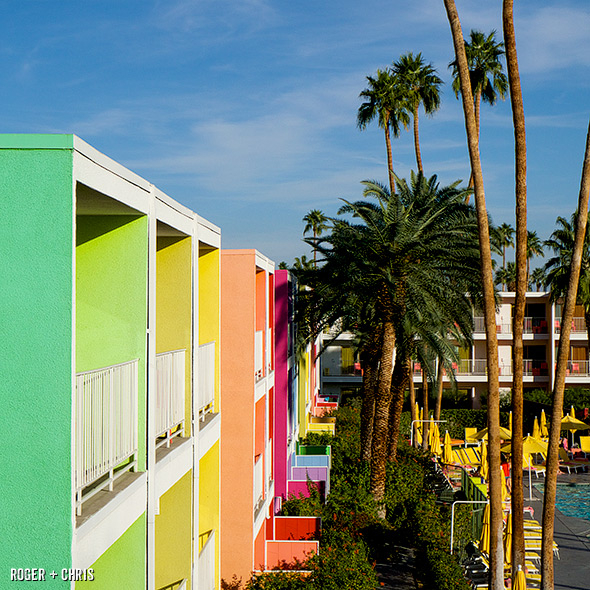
[523,317,548,334]
[198,530,216,590]
[254,455,264,508]
[156,350,186,447]
[198,342,216,419]
[265,438,273,492]
[555,317,587,334]
[267,327,273,374]
[457,359,488,375]
[565,360,590,376]
[75,359,139,515]
[255,330,264,380]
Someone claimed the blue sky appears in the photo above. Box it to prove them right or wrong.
[4,1,590,265]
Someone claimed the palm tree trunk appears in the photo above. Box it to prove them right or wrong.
[421,368,430,450]
[360,329,381,462]
[370,308,396,516]
[444,2,503,587]
[384,116,396,195]
[503,0,528,577]
[388,354,411,460]
[413,104,423,174]
[542,121,590,590]
[434,358,444,421]
[409,365,417,446]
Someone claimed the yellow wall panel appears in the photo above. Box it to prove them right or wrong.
[155,470,193,590]
[199,441,220,590]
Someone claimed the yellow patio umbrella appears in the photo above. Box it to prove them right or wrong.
[431,433,442,457]
[501,435,548,457]
[504,513,512,566]
[532,417,540,440]
[561,414,589,447]
[474,426,513,441]
[500,466,508,504]
[509,410,513,433]
[480,503,491,555]
[443,430,453,464]
[513,565,527,590]
[540,409,548,438]
[569,405,577,441]
[428,415,436,449]
[480,441,489,481]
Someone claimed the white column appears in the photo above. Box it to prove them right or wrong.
[147,187,157,590]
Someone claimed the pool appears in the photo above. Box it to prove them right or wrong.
[534,482,590,521]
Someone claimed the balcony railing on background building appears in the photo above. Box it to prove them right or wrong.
[155,350,186,448]
[198,530,216,590]
[523,317,548,334]
[198,342,215,420]
[75,359,139,515]
[555,317,587,334]
[565,360,590,376]
[255,330,264,380]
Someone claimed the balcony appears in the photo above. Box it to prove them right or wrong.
[457,359,488,376]
[198,342,216,420]
[473,316,548,335]
[75,359,139,516]
[288,444,331,499]
[265,516,320,571]
[198,530,216,590]
[524,317,548,334]
[555,317,587,334]
[564,360,590,376]
[155,350,186,448]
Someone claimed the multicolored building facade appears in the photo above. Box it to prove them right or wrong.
[1,135,331,588]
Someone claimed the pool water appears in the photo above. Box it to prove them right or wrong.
[534,482,590,521]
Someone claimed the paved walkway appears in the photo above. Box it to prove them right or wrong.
[524,472,590,590]
[375,546,416,589]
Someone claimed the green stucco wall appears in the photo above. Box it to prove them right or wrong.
[0,146,75,583]
[76,214,148,469]
[76,513,147,589]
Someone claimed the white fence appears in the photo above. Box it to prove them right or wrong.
[198,342,216,419]
[255,330,264,380]
[75,359,138,515]
[198,530,216,590]
[155,350,186,446]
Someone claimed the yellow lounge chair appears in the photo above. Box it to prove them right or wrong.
[579,435,590,458]
[465,427,478,445]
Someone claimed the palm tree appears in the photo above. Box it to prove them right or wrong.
[495,261,517,292]
[357,69,410,194]
[530,267,546,291]
[496,222,515,271]
[307,172,481,512]
[544,213,590,331]
[392,52,443,174]
[542,124,590,590]
[449,29,508,197]
[503,0,528,578]
[444,3,504,588]
[526,230,544,279]
[303,209,329,266]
